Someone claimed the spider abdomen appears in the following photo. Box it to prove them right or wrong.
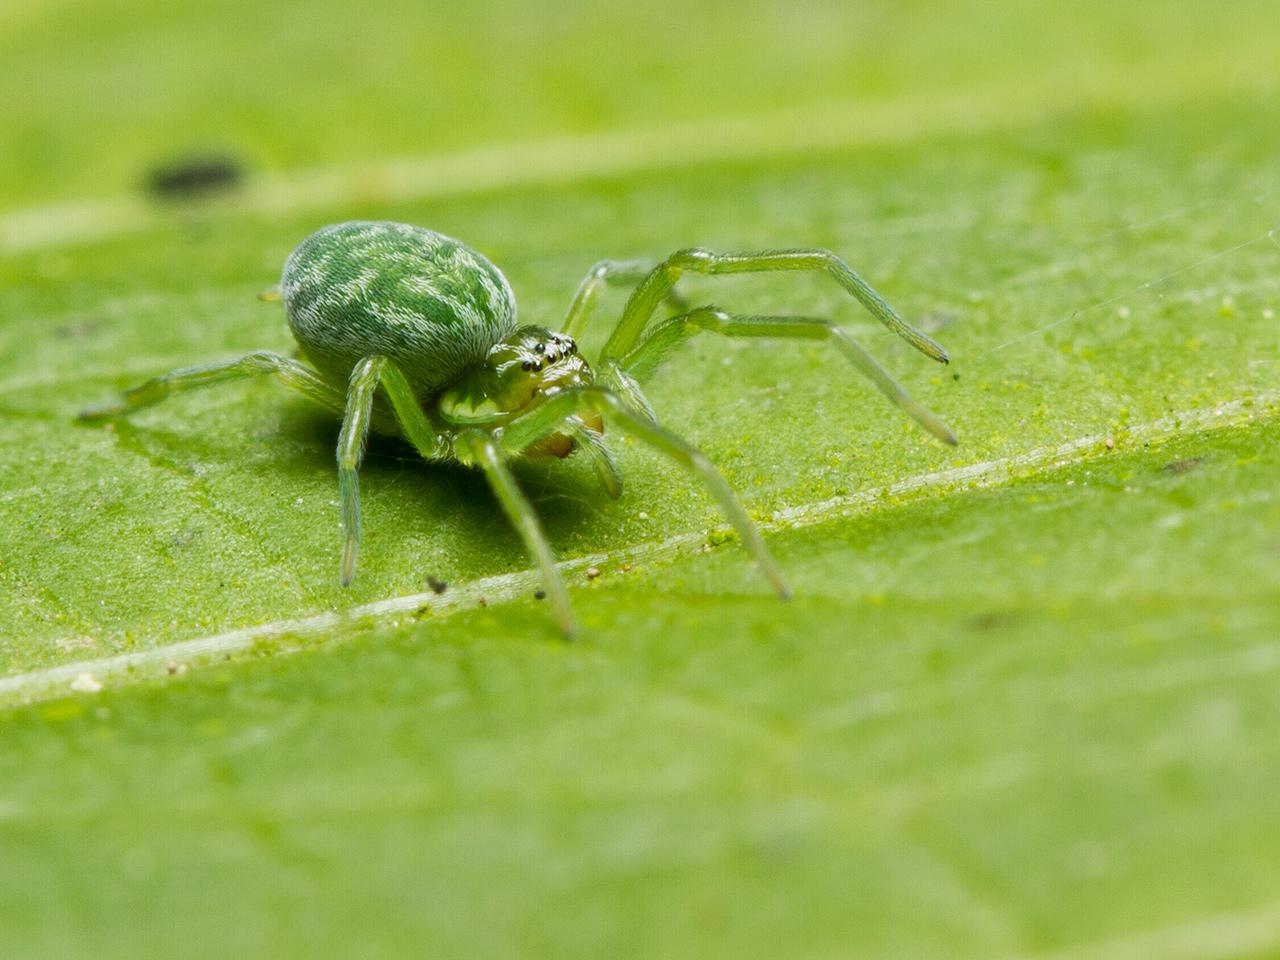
[282,221,518,398]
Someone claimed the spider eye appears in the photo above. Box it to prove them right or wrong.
[521,361,532,371]
[534,343,545,354]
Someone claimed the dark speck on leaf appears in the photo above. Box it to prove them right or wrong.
[54,320,100,339]
[1163,457,1204,474]
[426,575,448,595]
[146,154,244,198]
[534,589,547,600]
[968,610,1021,631]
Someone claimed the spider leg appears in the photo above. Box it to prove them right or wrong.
[337,357,387,585]
[339,357,456,584]
[599,247,950,366]
[620,307,957,445]
[461,430,576,637]
[560,259,690,340]
[568,417,623,498]
[597,360,659,423]
[78,350,344,421]
[498,386,790,600]
[373,361,453,461]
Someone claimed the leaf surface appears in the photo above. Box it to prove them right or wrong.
[1,2,1279,957]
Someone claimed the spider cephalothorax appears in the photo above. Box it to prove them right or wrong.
[83,220,956,635]
[440,327,601,458]
[440,327,591,424]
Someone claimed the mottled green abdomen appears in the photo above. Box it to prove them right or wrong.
[282,221,518,398]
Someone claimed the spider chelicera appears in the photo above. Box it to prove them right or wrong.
[82,220,956,635]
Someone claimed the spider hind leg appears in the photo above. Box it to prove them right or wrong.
[78,350,343,421]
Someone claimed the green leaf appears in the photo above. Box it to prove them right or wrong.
[2,1,1279,957]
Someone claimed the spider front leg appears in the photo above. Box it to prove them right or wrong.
[561,259,690,340]
[460,430,576,637]
[337,357,453,585]
[599,247,950,366]
[337,357,386,584]
[620,308,957,445]
[568,418,624,498]
[78,350,344,421]
[499,386,790,600]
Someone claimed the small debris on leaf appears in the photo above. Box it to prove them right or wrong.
[1163,457,1204,474]
[54,320,100,340]
[585,567,601,581]
[55,635,98,653]
[968,610,1021,631]
[1103,436,1115,451]
[706,528,735,548]
[426,575,448,595]
[70,672,103,693]
[534,589,547,600]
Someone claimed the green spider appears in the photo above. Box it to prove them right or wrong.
[81,221,956,635]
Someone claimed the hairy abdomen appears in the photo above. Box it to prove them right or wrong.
[282,221,518,399]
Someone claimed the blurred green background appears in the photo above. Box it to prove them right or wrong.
[2,1,1279,958]
[3,0,1277,208]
